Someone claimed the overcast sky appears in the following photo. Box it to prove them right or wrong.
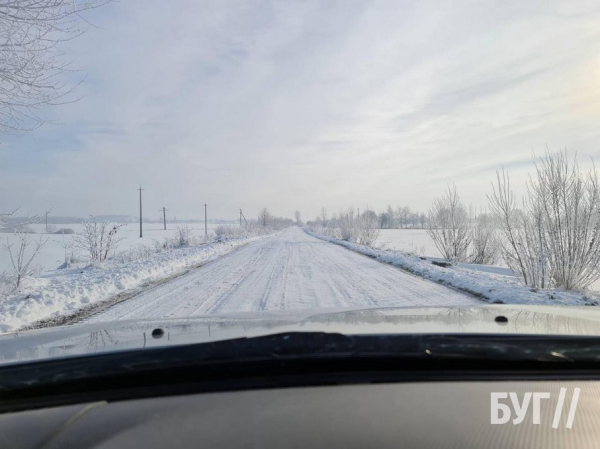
[2,0,600,221]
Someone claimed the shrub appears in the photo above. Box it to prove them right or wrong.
[489,151,600,290]
[2,230,48,289]
[427,185,471,264]
[75,217,125,264]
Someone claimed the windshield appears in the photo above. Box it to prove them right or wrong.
[1,1,600,341]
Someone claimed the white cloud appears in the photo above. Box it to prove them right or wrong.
[3,0,600,219]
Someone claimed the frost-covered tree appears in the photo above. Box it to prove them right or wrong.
[401,206,412,228]
[253,209,293,230]
[378,211,393,229]
[0,210,13,228]
[338,208,357,242]
[294,210,302,225]
[532,151,600,289]
[490,151,600,290]
[320,207,328,226]
[3,225,47,289]
[58,230,77,268]
[258,208,272,228]
[75,216,124,264]
[427,185,471,263]
[489,170,549,287]
[0,0,110,132]
[386,205,396,228]
[0,209,43,230]
[394,206,406,229]
[468,213,500,265]
[357,209,380,246]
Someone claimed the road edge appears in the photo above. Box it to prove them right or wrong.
[19,240,257,331]
[303,228,491,304]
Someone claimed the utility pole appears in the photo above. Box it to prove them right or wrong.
[159,207,167,230]
[138,185,144,238]
[204,203,208,237]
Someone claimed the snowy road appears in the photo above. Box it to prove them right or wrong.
[88,228,478,323]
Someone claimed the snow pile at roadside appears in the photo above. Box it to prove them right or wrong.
[0,235,266,332]
[305,228,600,307]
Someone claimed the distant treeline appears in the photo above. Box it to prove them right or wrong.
[307,206,427,230]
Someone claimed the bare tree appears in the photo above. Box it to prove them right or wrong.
[427,185,471,263]
[394,206,403,229]
[531,151,600,289]
[0,0,110,132]
[357,209,380,247]
[468,213,500,265]
[338,208,357,242]
[294,210,302,225]
[489,151,600,290]
[489,169,549,287]
[400,206,412,228]
[378,211,393,229]
[0,210,15,228]
[3,227,47,289]
[0,210,51,289]
[75,216,124,264]
[267,214,295,230]
[0,209,44,230]
[58,229,77,267]
[258,208,271,228]
[327,212,340,238]
[320,207,328,226]
[386,204,396,228]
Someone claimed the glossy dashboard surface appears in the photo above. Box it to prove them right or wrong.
[2,380,599,449]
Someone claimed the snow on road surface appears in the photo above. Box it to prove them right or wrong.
[88,227,478,323]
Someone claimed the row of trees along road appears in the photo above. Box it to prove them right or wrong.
[428,151,600,291]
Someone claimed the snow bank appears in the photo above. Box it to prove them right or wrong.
[305,228,600,308]
[0,234,267,332]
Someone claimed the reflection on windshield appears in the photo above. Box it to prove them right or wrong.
[2,306,600,365]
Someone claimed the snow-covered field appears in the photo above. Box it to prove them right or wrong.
[0,222,230,274]
[376,229,440,257]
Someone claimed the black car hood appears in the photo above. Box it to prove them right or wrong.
[1,305,600,366]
